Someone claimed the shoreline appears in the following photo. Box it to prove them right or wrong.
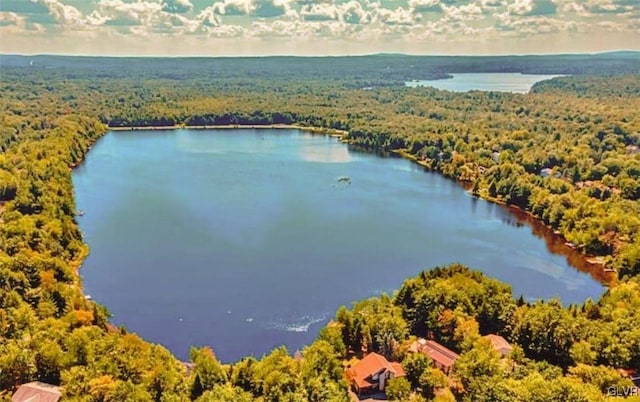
[102,124,612,286]
[107,124,348,138]
[71,123,614,364]
[391,149,616,287]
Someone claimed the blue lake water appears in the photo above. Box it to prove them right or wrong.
[405,73,563,93]
[73,129,603,362]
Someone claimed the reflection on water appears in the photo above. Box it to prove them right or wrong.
[73,128,605,362]
[503,206,615,285]
[299,144,352,163]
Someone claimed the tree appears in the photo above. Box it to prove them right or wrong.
[402,352,431,388]
[385,377,411,401]
[567,364,635,394]
[453,339,502,391]
[196,383,254,402]
[419,367,449,400]
[189,347,227,400]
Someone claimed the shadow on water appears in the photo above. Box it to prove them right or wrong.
[371,150,615,287]
[503,205,614,286]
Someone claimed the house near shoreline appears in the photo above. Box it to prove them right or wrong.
[483,334,513,358]
[12,381,61,402]
[409,338,460,375]
[346,352,406,397]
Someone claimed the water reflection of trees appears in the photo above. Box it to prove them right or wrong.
[350,146,613,285]
[498,205,613,285]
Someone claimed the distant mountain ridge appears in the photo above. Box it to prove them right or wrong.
[1,52,639,87]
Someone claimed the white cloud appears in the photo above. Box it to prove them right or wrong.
[596,20,626,31]
[94,0,163,26]
[250,19,300,36]
[211,0,254,15]
[478,0,506,8]
[300,3,340,21]
[574,0,637,15]
[0,11,47,33]
[0,11,23,26]
[32,0,84,25]
[508,0,558,16]
[409,0,444,13]
[557,1,587,14]
[300,1,371,24]
[207,23,246,37]
[496,13,581,34]
[445,3,483,21]
[162,0,194,13]
[376,6,415,25]
[197,6,221,27]
[340,1,371,24]
[0,0,634,55]
[82,0,203,34]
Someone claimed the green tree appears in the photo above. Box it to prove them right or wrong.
[385,377,411,401]
[189,347,227,400]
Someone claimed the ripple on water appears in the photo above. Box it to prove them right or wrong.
[265,313,331,333]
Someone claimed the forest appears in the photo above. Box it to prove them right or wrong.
[0,53,639,401]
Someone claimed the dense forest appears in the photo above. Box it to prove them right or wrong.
[1,54,640,401]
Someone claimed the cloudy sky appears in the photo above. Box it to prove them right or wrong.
[0,0,638,55]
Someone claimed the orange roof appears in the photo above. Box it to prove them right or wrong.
[390,362,406,377]
[423,340,459,369]
[347,352,405,388]
[484,334,513,351]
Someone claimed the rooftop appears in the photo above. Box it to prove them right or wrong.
[347,352,405,389]
[12,382,61,402]
[484,334,513,351]
[423,340,460,368]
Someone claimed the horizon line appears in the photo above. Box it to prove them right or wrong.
[2,50,639,59]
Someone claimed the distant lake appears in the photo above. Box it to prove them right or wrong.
[405,73,563,93]
[73,129,602,362]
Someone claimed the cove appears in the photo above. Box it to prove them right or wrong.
[72,128,603,362]
[405,73,563,93]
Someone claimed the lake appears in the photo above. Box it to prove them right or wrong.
[73,129,603,362]
[405,73,563,93]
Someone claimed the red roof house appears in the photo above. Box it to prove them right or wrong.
[484,334,513,358]
[12,382,61,402]
[346,352,406,396]
[409,338,460,375]
[423,340,459,374]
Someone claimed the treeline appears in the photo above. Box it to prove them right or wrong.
[10,69,636,279]
[2,52,639,87]
[323,264,640,401]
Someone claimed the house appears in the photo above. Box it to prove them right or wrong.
[619,369,640,387]
[12,382,61,402]
[181,361,196,376]
[422,340,460,375]
[484,334,513,358]
[409,338,459,375]
[346,352,406,396]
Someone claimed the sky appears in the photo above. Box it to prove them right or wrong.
[0,0,639,56]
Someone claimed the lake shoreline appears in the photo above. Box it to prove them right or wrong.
[390,149,614,286]
[101,124,612,287]
[75,125,608,362]
[108,124,348,138]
